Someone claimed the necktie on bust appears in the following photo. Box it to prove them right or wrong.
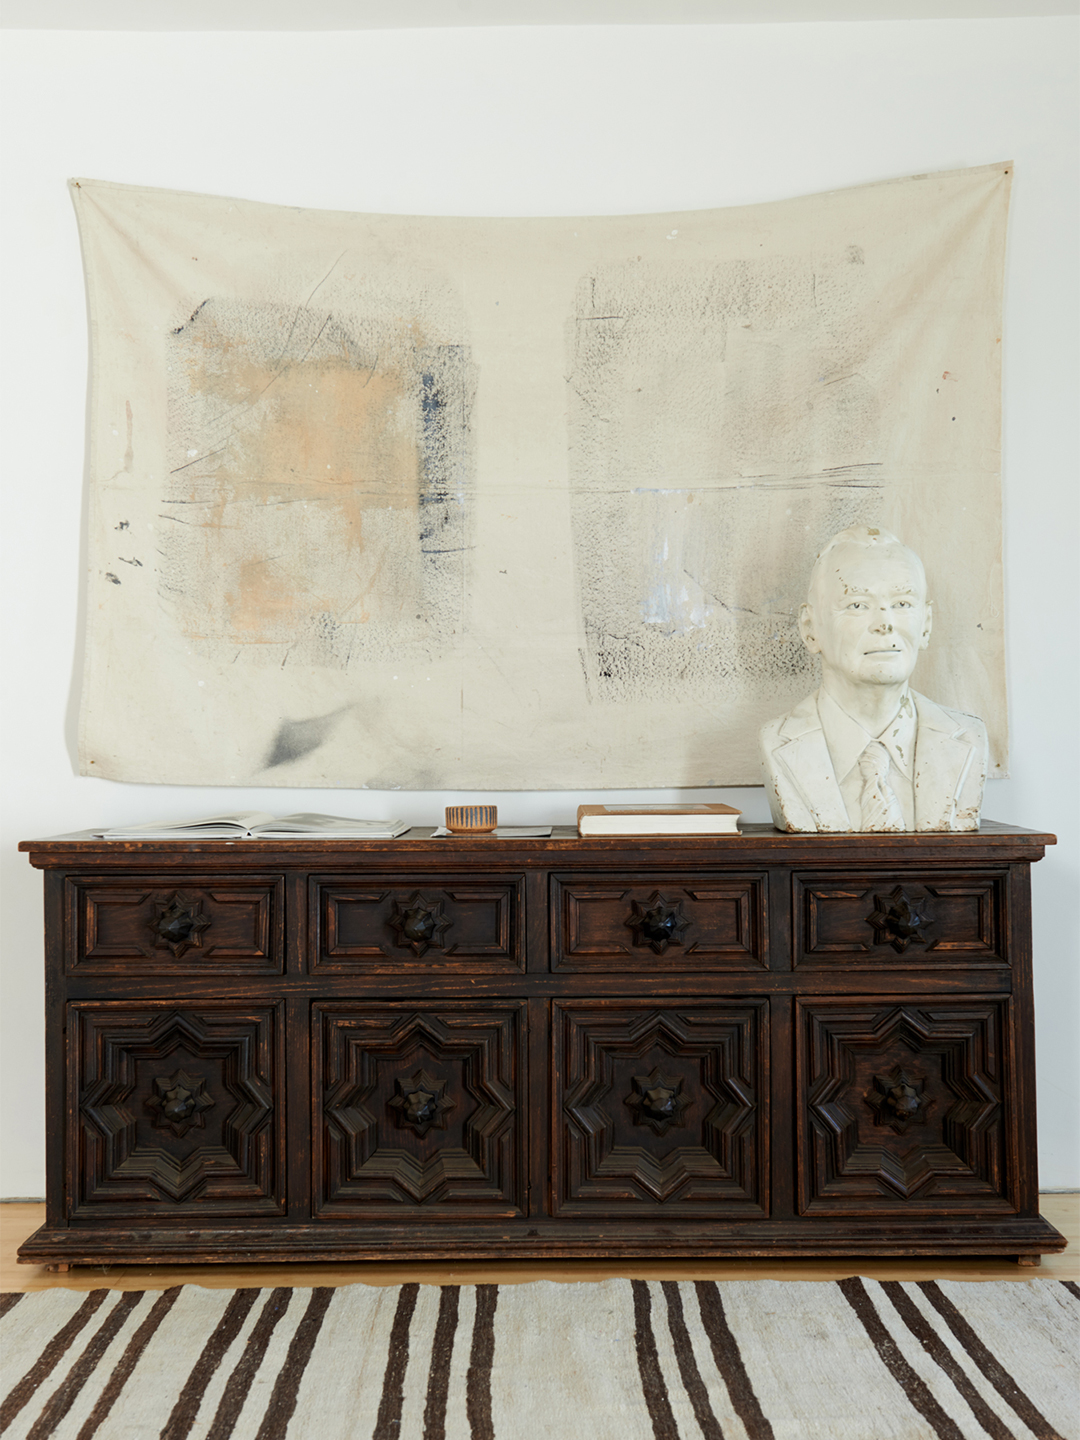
[857,740,905,831]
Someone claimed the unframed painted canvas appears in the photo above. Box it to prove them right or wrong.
[73,165,1010,788]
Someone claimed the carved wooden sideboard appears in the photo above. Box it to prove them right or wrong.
[18,823,1065,1267]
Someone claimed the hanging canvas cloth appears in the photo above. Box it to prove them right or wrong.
[72,164,1011,788]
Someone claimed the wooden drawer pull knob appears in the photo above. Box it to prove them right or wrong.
[389,1069,455,1136]
[625,1069,691,1135]
[866,887,931,952]
[145,1069,214,1138]
[150,893,212,956]
[625,894,690,955]
[865,1067,932,1133]
[388,893,452,956]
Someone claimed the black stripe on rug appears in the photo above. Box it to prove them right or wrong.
[157,1284,263,1440]
[26,1289,144,1440]
[373,1282,420,1440]
[879,1281,1019,1440]
[916,1280,1064,1440]
[1060,1281,1080,1302]
[1,1288,110,1432]
[631,1279,679,1440]
[253,1286,334,1440]
[160,1286,261,1440]
[205,1287,294,1440]
[694,1280,774,1440]
[660,1280,725,1440]
[840,1276,967,1440]
[423,1284,461,1440]
[76,1285,183,1440]
[466,1283,499,1440]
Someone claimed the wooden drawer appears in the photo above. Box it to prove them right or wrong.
[550,872,767,972]
[310,874,525,973]
[67,875,285,974]
[793,870,1007,969]
[552,999,768,1217]
[314,1001,526,1217]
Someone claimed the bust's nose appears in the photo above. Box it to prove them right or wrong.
[870,609,893,633]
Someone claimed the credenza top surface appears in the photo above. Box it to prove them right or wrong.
[19,819,1055,868]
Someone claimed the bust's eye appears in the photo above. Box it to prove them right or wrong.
[847,600,868,610]
[895,599,913,608]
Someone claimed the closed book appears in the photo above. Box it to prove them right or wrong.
[576,803,741,837]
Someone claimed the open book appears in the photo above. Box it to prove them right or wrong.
[95,812,410,840]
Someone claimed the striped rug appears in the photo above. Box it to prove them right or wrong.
[1,1278,1076,1440]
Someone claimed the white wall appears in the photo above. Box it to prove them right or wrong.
[1,18,1076,1196]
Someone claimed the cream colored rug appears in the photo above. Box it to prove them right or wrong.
[2,1278,1076,1440]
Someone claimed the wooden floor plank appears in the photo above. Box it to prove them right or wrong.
[2,1197,1076,1292]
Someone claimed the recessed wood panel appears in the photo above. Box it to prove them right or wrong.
[794,871,1006,968]
[69,1001,284,1218]
[69,876,284,975]
[311,875,525,972]
[315,1002,526,1216]
[796,998,1014,1215]
[553,1000,767,1217]
[551,873,767,971]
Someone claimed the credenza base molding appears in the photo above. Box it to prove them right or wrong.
[18,1216,1065,1268]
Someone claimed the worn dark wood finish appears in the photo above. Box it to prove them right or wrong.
[17,823,1065,1266]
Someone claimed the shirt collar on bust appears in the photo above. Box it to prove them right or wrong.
[818,688,917,783]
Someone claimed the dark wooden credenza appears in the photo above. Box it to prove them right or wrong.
[17,823,1065,1268]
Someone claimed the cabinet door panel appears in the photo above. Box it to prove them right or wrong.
[553,1000,767,1217]
[69,1002,284,1218]
[311,875,525,973]
[315,1002,526,1217]
[794,871,1007,969]
[797,998,1014,1215]
[551,873,768,972]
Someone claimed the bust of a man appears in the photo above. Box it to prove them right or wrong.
[759,526,988,832]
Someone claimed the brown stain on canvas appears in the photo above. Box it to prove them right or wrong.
[169,310,397,644]
[214,365,418,638]
[162,295,475,668]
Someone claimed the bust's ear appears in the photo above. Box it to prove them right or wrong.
[798,602,820,654]
[921,600,933,650]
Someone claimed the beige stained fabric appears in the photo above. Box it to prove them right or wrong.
[72,167,1011,789]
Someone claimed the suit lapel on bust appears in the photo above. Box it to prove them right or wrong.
[772,693,851,832]
[912,693,975,830]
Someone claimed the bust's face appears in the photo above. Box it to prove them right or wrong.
[800,542,932,688]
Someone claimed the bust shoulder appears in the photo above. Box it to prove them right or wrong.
[910,690,989,746]
[760,691,822,756]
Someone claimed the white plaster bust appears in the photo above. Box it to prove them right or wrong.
[759,526,988,833]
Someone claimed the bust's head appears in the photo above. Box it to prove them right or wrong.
[799,526,932,691]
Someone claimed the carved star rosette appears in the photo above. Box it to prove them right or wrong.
[144,1068,215,1138]
[624,893,691,955]
[864,1066,933,1134]
[388,1068,456,1137]
[388,893,452,957]
[866,887,931,953]
[149,892,212,957]
[625,1068,692,1136]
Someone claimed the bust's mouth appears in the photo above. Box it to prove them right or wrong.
[865,647,903,654]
